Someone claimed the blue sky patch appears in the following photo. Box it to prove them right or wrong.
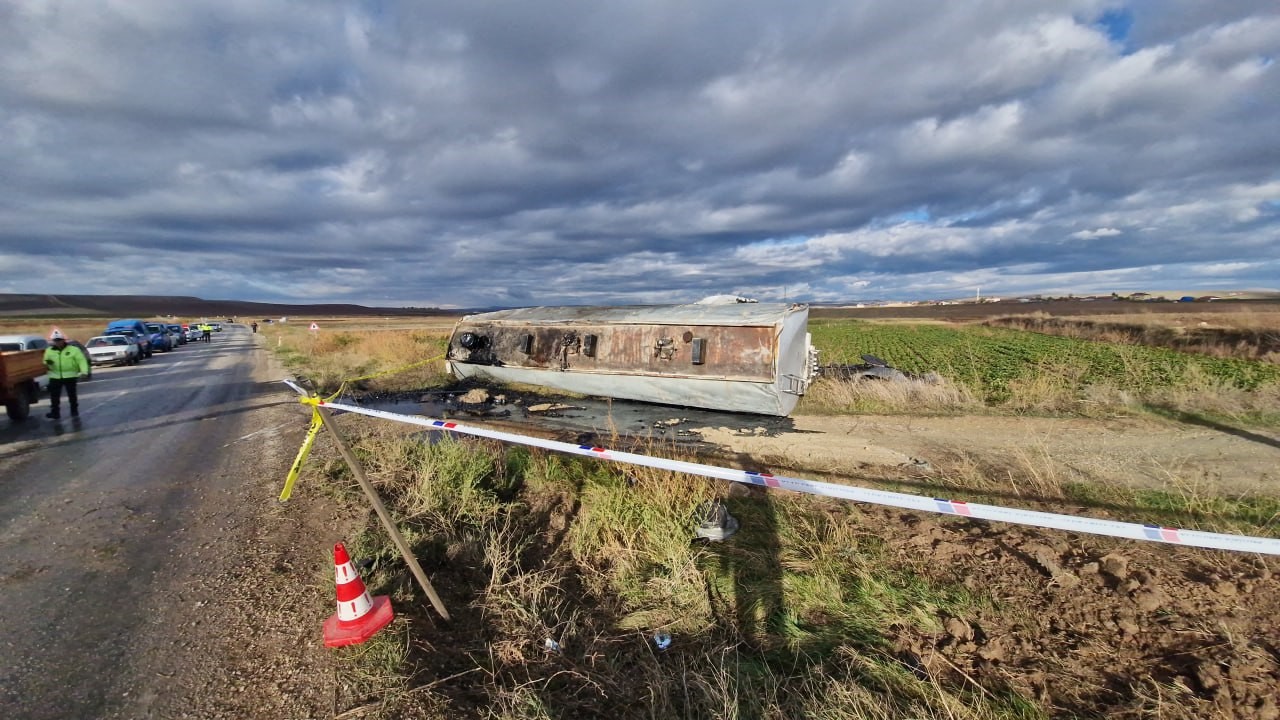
[872,207,932,228]
[1096,7,1134,50]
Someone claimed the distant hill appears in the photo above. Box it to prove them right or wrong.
[0,294,460,318]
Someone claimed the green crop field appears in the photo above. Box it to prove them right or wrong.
[810,320,1280,403]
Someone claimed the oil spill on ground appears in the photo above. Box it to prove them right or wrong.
[349,384,796,451]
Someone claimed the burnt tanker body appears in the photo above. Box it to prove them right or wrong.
[445,303,819,416]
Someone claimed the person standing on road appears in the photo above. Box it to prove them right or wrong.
[200,323,212,342]
[43,330,89,419]
[251,322,258,333]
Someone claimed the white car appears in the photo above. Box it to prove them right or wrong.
[86,335,141,366]
[0,334,51,392]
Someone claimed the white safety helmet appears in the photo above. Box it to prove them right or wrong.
[50,329,65,340]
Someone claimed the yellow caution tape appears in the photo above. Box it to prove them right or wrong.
[344,353,445,384]
[321,353,446,404]
[279,404,323,502]
[279,353,446,500]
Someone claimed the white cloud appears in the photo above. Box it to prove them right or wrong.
[1070,227,1123,239]
[1191,262,1258,275]
[0,1,1276,306]
[899,103,1026,164]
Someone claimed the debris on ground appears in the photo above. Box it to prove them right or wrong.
[457,388,491,404]
[822,353,941,383]
[526,402,579,413]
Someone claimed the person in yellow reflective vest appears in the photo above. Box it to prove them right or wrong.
[200,323,212,342]
[43,330,89,419]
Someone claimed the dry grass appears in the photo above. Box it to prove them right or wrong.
[1070,309,1280,333]
[1141,363,1280,416]
[261,320,454,393]
[991,352,1272,419]
[0,318,147,343]
[922,445,1073,504]
[798,376,980,415]
[914,436,1280,536]
[986,312,1280,363]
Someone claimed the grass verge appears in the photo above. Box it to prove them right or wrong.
[900,444,1280,539]
[309,423,1045,719]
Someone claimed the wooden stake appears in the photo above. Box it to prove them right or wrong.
[316,405,450,620]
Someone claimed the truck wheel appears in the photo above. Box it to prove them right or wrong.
[5,394,31,421]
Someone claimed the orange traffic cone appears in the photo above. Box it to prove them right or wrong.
[323,542,395,648]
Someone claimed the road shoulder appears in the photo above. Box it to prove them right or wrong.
[108,338,365,719]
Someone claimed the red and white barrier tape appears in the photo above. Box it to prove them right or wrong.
[284,382,1280,555]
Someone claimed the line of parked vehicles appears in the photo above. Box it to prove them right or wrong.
[1,319,225,419]
[84,319,223,368]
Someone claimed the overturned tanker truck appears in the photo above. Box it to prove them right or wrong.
[445,303,819,416]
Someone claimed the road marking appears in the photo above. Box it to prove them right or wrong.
[78,389,129,415]
[158,358,189,374]
[221,422,290,448]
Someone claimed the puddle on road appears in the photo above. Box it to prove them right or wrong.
[350,386,796,450]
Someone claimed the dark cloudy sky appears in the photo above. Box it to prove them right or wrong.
[1,1,1277,307]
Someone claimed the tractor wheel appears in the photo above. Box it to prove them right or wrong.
[5,394,31,421]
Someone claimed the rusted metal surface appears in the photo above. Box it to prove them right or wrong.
[455,322,776,380]
[446,304,817,416]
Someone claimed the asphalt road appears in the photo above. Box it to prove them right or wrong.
[0,325,293,719]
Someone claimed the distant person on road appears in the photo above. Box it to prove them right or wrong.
[200,323,212,342]
[251,322,258,333]
[43,330,89,419]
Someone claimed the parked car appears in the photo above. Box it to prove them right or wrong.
[165,323,186,346]
[183,324,200,342]
[0,334,50,392]
[144,322,172,352]
[211,322,224,332]
[86,335,140,367]
[104,319,153,358]
[104,328,149,361]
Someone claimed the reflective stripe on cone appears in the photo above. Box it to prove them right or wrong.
[324,542,394,647]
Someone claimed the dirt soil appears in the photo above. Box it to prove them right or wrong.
[695,413,1280,497]
[875,504,1279,719]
